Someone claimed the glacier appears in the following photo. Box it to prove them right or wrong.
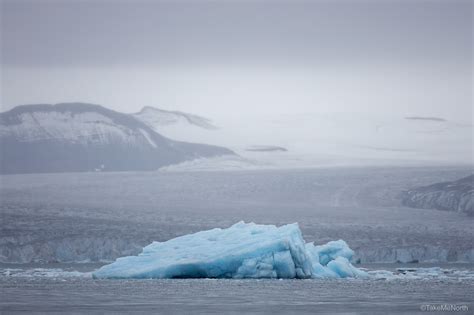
[93,222,367,279]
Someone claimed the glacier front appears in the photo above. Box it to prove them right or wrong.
[93,222,367,279]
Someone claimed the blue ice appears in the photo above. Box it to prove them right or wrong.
[93,222,367,279]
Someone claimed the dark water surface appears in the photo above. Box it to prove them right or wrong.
[1,275,473,314]
[1,263,473,314]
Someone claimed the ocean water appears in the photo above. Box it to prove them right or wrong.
[1,166,473,313]
[1,263,473,313]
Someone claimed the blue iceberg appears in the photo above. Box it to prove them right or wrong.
[93,222,367,279]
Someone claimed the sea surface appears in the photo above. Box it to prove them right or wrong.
[1,263,473,314]
[1,166,473,313]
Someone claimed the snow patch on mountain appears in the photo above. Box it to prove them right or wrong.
[134,106,217,130]
[1,110,143,146]
[138,128,157,148]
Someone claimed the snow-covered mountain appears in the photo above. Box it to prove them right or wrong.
[0,103,234,174]
[133,106,217,130]
[132,106,224,148]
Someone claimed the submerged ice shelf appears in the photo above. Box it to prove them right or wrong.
[93,222,367,279]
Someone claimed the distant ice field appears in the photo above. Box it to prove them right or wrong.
[1,166,473,264]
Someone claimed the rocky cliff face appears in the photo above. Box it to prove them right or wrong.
[401,175,473,215]
[0,103,234,174]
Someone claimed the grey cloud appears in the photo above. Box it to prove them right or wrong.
[1,0,472,67]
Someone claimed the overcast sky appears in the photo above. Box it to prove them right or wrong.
[1,0,472,120]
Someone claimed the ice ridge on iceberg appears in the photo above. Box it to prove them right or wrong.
[92,222,367,279]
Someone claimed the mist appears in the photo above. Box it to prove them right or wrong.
[2,0,472,119]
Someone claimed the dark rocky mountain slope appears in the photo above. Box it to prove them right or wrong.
[401,175,473,215]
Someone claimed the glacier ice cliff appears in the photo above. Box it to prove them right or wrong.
[93,222,367,279]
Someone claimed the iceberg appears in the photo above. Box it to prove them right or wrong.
[92,222,367,279]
